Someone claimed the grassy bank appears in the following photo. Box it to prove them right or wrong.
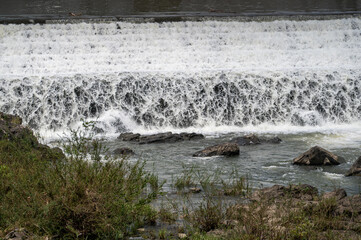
[0,119,161,239]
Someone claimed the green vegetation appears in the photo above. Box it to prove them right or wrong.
[0,121,161,239]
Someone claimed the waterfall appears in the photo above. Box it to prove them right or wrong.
[1,18,360,136]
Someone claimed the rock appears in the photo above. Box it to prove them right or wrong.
[5,228,30,240]
[260,136,282,144]
[293,146,345,165]
[231,134,261,146]
[189,187,202,193]
[117,132,141,142]
[251,184,318,202]
[179,132,204,141]
[0,112,36,145]
[118,132,204,144]
[231,134,282,145]
[113,147,134,155]
[193,142,239,157]
[178,233,187,239]
[345,156,361,176]
[0,112,64,161]
[322,189,347,201]
[138,132,177,144]
[335,194,361,216]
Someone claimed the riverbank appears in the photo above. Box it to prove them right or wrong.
[1,112,361,239]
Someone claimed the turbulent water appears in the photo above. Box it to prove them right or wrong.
[1,17,361,137]
[1,16,361,193]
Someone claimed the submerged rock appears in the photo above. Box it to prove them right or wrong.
[113,147,134,155]
[293,146,345,165]
[117,132,204,144]
[193,142,239,157]
[231,134,282,146]
[260,136,282,144]
[345,156,361,176]
[231,134,261,146]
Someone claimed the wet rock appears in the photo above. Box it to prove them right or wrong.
[179,132,204,140]
[293,146,345,165]
[139,132,204,144]
[231,134,282,145]
[231,134,261,146]
[345,156,361,176]
[322,189,347,201]
[5,228,30,240]
[251,184,318,202]
[139,132,178,144]
[113,147,134,155]
[260,136,282,144]
[118,132,204,144]
[117,132,141,142]
[193,142,239,157]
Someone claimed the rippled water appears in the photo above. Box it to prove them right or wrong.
[106,132,361,195]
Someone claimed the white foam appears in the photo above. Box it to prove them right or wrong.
[1,18,361,141]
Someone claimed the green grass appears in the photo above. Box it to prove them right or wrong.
[0,122,161,239]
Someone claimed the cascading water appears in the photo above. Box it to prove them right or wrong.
[1,18,361,138]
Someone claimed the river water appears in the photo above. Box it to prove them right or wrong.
[1,0,361,17]
[1,3,361,194]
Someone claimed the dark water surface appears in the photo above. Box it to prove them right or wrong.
[1,0,361,19]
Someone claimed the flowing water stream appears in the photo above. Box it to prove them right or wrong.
[1,16,361,193]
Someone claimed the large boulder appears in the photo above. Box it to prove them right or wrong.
[345,156,361,176]
[193,142,239,157]
[118,132,204,144]
[293,146,345,165]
